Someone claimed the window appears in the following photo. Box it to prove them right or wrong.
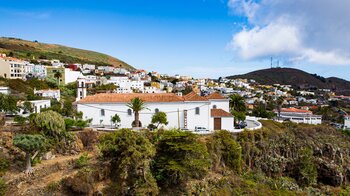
[213,105,217,109]
[195,107,200,115]
[155,108,159,113]
[100,109,105,116]
[127,109,132,116]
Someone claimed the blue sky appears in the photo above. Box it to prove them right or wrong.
[1,0,350,80]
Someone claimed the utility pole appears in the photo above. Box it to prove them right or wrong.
[270,57,273,68]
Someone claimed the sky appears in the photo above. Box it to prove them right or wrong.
[1,0,350,80]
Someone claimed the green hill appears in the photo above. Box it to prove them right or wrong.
[228,68,350,94]
[0,37,135,69]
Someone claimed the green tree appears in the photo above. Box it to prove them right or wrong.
[22,101,33,114]
[208,130,242,173]
[229,94,247,124]
[151,111,168,128]
[276,96,285,117]
[297,148,317,187]
[0,94,18,114]
[54,71,62,85]
[99,129,159,195]
[110,114,121,128]
[252,103,276,119]
[62,100,73,117]
[229,94,246,112]
[126,97,148,128]
[153,130,210,188]
[231,110,246,123]
[34,110,66,140]
[13,134,46,174]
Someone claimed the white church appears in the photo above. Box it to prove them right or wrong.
[75,75,234,131]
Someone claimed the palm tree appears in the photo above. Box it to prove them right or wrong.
[126,97,147,128]
[276,96,285,117]
[54,71,62,85]
[229,94,246,112]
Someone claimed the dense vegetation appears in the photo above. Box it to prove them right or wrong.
[58,122,350,195]
[0,37,134,69]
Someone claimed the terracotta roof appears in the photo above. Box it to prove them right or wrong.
[281,108,312,114]
[183,91,208,101]
[207,92,225,99]
[78,93,185,103]
[211,109,232,117]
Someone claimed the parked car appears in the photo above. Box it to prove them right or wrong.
[235,121,247,129]
[195,126,209,132]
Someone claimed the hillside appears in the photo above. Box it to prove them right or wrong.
[228,68,350,94]
[0,37,134,69]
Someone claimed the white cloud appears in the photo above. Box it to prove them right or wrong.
[228,0,350,65]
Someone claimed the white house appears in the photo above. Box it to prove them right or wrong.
[344,115,350,130]
[76,91,234,131]
[277,107,322,125]
[64,68,81,84]
[34,88,61,101]
[18,100,51,115]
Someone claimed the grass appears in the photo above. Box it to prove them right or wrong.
[0,37,134,69]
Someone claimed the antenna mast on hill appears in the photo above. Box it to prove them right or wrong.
[270,57,273,68]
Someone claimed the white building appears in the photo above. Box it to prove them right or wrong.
[34,89,61,101]
[277,108,322,125]
[76,92,234,131]
[344,115,350,130]
[31,100,51,114]
[0,86,10,95]
[107,77,144,93]
[64,68,81,84]
[24,64,47,78]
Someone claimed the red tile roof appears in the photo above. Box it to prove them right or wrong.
[281,108,312,114]
[207,92,225,99]
[211,109,232,117]
[183,91,208,101]
[78,93,185,103]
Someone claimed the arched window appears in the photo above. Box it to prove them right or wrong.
[100,109,105,116]
[213,105,217,109]
[195,107,200,115]
[127,109,132,116]
[155,108,159,113]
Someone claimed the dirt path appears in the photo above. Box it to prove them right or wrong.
[4,153,83,196]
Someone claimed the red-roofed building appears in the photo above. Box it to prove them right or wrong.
[277,107,322,125]
[76,91,234,131]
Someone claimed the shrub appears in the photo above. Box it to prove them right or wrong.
[153,130,211,188]
[14,115,27,125]
[0,178,6,196]
[208,130,242,173]
[0,155,9,176]
[75,153,89,168]
[297,148,317,187]
[63,168,95,195]
[46,181,61,193]
[99,129,159,195]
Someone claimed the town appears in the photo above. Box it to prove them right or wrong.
[1,53,349,132]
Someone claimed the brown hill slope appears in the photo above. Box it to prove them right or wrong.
[228,68,350,94]
[0,37,134,69]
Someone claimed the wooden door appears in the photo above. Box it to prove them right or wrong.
[214,118,221,130]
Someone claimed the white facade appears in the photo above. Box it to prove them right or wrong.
[278,110,322,125]
[34,89,61,101]
[30,100,51,114]
[77,93,234,131]
[64,68,81,84]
